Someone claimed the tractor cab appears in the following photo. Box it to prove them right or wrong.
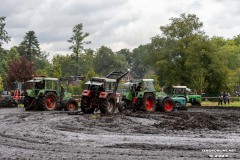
[25,77,59,98]
[122,79,156,101]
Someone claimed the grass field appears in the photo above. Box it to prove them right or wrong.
[199,100,240,107]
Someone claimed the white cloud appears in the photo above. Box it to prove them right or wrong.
[1,0,240,59]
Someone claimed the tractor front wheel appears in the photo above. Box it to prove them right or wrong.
[81,97,94,114]
[99,99,115,114]
[39,92,58,111]
[64,99,79,111]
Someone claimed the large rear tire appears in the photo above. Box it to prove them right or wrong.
[39,92,58,111]
[99,99,115,114]
[142,93,155,112]
[64,99,79,111]
[80,96,94,114]
[159,98,175,112]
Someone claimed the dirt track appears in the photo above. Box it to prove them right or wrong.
[0,107,239,159]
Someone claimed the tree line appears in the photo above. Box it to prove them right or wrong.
[1,13,240,95]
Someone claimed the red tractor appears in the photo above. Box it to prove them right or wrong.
[80,70,128,114]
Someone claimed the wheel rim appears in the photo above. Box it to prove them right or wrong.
[145,99,154,111]
[164,101,174,112]
[68,102,75,111]
[46,96,56,110]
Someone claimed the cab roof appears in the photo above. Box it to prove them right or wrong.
[130,79,154,83]
[90,77,117,83]
[27,77,59,82]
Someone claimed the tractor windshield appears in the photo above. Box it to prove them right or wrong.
[85,81,104,91]
[25,80,45,90]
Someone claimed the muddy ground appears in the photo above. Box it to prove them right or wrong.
[0,107,239,160]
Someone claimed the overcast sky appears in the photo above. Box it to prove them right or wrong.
[1,0,240,59]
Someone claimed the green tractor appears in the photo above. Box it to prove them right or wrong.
[81,70,129,114]
[172,86,201,106]
[119,79,175,112]
[23,76,84,111]
[0,90,18,108]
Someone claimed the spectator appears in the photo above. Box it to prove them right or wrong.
[136,82,142,91]
[218,92,223,105]
[223,91,228,105]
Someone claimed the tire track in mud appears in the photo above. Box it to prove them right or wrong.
[0,107,240,159]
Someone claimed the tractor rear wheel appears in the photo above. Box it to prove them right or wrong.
[39,92,58,111]
[142,93,155,112]
[81,96,94,114]
[191,101,201,106]
[64,99,79,111]
[11,101,18,108]
[24,96,34,111]
[159,98,175,112]
[99,99,115,114]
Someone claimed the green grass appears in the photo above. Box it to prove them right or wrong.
[199,100,240,107]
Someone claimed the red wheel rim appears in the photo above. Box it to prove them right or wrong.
[145,99,154,111]
[68,103,75,111]
[164,101,173,112]
[46,96,56,109]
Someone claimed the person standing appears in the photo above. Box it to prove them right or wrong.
[223,91,228,105]
[218,92,223,105]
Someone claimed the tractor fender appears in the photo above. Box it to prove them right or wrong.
[99,92,109,99]
[82,90,91,97]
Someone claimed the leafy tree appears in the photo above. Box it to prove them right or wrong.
[93,46,126,76]
[68,23,90,75]
[93,46,116,76]
[0,47,20,88]
[116,48,132,69]
[7,56,35,87]
[52,54,75,77]
[0,75,3,91]
[131,45,150,79]
[53,61,62,78]
[0,16,11,48]
[148,13,208,90]
[78,48,95,74]
[18,31,41,61]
